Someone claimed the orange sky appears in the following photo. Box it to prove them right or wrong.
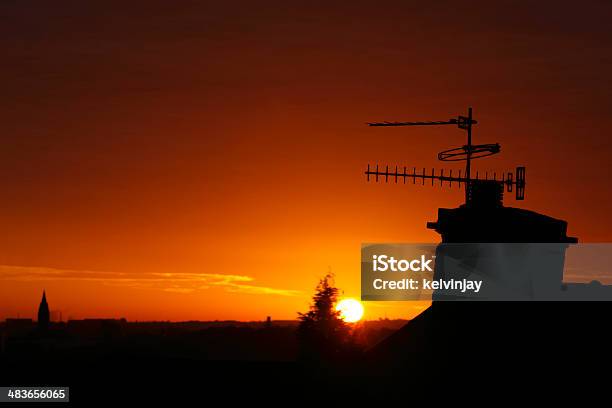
[1,1,612,321]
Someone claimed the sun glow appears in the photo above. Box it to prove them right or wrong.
[336,298,364,323]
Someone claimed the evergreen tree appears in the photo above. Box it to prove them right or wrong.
[297,273,353,363]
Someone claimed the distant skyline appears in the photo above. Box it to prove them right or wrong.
[2,0,612,321]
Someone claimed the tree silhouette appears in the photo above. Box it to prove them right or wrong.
[297,273,355,364]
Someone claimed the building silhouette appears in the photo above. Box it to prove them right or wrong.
[37,290,50,330]
[368,180,612,372]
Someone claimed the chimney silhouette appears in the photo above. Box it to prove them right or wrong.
[37,290,50,330]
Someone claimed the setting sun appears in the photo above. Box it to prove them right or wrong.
[336,298,364,323]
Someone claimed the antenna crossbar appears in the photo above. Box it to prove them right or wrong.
[365,164,526,200]
[367,117,478,128]
[368,120,458,127]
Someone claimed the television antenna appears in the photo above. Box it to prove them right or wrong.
[365,107,526,204]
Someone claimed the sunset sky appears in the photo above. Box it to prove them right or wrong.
[2,0,612,321]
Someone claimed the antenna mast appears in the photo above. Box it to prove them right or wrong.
[366,107,525,204]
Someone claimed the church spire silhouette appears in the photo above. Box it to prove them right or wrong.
[37,290,50,330]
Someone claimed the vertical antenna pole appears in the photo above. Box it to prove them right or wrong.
[465,107,473,204]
